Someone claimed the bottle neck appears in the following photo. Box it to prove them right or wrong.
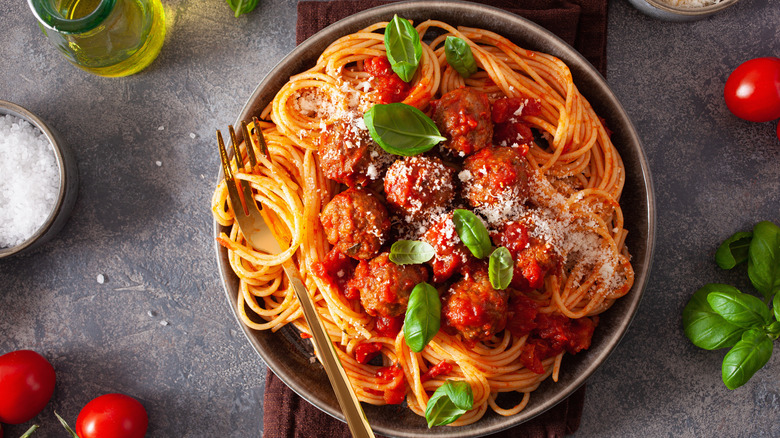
[28,0,117,34]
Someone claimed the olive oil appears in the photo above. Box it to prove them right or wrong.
[33,0,165,77]
[59,0,102,19]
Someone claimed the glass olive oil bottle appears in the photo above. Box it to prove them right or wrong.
[28,0,165,77]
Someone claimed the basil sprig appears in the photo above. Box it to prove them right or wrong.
[747,221,780,299]
[226,0,258,17]
[716,231,752,269]
[444,36,478,78]
[683,285,745,350]
[682,220,780,389]
[452,209,492,259]
[707,290,773,328]
[390,240,435,265]
[425,380,474,427]
[722,329,773,390]
[489,247,513,290]
[363,103,446,156]
[384,15,422,82]
[404,282,441,352]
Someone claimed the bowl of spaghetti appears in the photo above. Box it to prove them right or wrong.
[212,2,654,436]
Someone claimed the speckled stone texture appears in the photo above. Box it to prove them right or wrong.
[0,0,778,437]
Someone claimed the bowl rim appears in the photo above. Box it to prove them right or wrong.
[213,1,657,436]
[0,100,68,258]
[642,0,739,15]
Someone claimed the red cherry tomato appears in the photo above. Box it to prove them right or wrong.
[0,350,56,424]
[724,57,780,123]
[777,120,780,141]
[75,394,148,438]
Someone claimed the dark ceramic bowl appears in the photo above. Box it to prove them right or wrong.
[214,2,655,436]
[0,100,78,259]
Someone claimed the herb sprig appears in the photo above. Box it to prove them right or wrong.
[384,15,422,82]
[682,220,780,389]
[444,36,477,78]
[363,103,446,156]
[404,282,441,352]
[226,0,258,17]
[424,380,474,427]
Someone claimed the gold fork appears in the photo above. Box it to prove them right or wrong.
[217,120,375,438]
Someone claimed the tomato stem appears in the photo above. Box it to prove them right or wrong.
[54,412,79,438]
[19,425,39,438]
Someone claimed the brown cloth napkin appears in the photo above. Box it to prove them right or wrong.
[264,370,585,438]
[264,1,607,436]
[296,0,608,76]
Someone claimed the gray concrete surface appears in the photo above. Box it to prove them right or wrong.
[1,0,779,436]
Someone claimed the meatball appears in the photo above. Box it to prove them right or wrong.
[442,269,508,343]
[422,213,471,283]
[320,188,390,260]
[461,146,530,208]
[491,219,560,291]
[348,252,429,317]
[431,87,492,156]
[318,118,390,187]
[384,156,455,221]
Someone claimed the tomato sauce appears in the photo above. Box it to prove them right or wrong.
[518,312,599,374]
[312,248,358,299]
[506,295,538,337]
[364,56,411,104]
[421,360,453,383]
[354,342,383,364]
[374,364,406,404]
[491,97,541,151]
[375,315,403,338]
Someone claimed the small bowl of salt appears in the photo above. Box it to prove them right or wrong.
[0,100,78,258]
[627,0,740,21]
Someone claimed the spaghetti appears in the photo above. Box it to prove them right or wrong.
[212,19,633,426]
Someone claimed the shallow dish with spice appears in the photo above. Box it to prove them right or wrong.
[0,100,78,259]
[626,0,741,21]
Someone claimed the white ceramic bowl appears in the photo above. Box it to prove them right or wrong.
[626,0,741,21]
[0,100,79,258]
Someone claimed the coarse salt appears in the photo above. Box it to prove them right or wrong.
[0,115,59,248]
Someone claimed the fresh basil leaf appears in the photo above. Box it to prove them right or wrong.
[489,247,513,290]
[452,209,492,259]
[390,240,435,265]
[226,0,258,17]
[707,290,773,328]
[767,321,780,338]
[774,292,780,323]
[444,380,474,410]
[715,231,753,270]
[404,282,441,352]
[721,328,773,390]
[363,103,446,156]
[748,221,780,300]
[384,15,422,82]
[444,36,478,78]
[683,284,746,350]
[425,380,474,427]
